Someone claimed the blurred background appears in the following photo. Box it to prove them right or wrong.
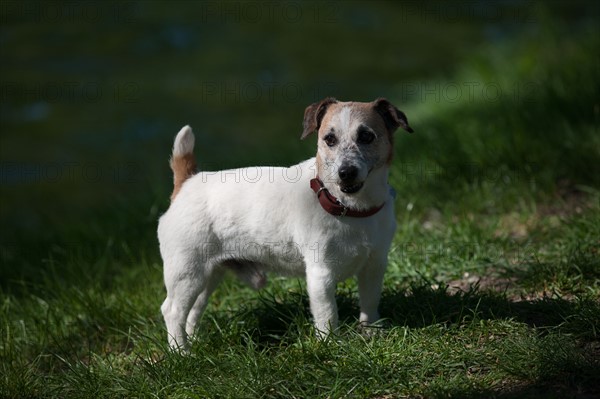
[1,1,598,281]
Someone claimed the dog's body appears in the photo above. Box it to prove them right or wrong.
[158,98,412,349]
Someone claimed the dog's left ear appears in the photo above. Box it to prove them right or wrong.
[301,97,337,139]
[373,98,414,133]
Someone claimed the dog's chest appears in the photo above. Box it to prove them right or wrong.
[312,217,388,278]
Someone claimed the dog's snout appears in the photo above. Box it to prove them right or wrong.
[338,165,358,182]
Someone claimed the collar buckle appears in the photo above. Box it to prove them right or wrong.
[340,206,348,217]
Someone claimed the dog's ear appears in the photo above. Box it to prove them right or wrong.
[373,98,414,133]
[301,97,337,139]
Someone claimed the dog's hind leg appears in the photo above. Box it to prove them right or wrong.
[185,269,225,337]
[161,257,206,350]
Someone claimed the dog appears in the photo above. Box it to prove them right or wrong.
[158,97,413,349]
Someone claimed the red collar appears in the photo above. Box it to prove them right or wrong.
[310,178,385,217]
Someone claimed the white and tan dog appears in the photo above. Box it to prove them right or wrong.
[158,98,413,349]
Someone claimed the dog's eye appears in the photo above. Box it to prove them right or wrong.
[357,128,375,144]
[323,133,338,147]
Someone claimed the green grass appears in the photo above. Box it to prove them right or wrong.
[2,6,600,399]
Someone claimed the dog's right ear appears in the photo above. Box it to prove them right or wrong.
[301,97,337,139]
[373,98,414,133]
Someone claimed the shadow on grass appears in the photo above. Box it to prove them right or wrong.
[438,381,600,399]
[228,283,599,398]
[378,285,598,336]
[227,282,600,343]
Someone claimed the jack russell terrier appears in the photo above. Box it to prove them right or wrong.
[158,98,413,349]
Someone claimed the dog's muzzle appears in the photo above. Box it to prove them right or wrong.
[338,165,363,194]
[340,182,364,194]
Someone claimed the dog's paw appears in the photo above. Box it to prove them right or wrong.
[358,319,389,338]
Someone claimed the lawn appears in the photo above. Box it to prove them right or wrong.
[1,2,599,398]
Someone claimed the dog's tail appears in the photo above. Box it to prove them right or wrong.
[170,125,197,201]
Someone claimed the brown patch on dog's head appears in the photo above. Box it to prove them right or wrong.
[301,97,338,139]
[371,98,413,163]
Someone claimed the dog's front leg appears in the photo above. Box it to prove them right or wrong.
[306,265,338,338]
[357,257,387,325]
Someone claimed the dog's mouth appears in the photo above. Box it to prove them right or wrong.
[339,182,364,194]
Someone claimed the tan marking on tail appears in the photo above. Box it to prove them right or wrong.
[170,125,197,201]
[170,153,197,201]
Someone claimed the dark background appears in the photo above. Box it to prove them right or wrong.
[1,0,598,260]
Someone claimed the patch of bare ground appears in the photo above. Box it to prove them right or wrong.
[444,270,580,301]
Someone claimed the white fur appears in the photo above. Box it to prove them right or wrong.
[158,106,397,350]
[172,125,194,157]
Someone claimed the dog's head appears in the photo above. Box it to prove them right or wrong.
[301,98,413,196]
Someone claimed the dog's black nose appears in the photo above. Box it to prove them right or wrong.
[338,165,358,182]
